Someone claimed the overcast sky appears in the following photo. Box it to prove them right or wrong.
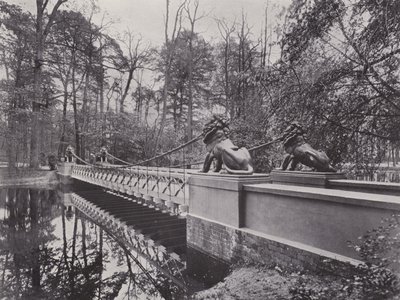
[8,0,291,47]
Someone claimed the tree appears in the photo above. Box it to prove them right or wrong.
[30,0,68,168]
[253,0,400,169]
[111,31,151,114]
[154,0,186,154]
[0,1,35,171]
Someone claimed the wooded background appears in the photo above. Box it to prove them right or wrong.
[1,0,399,176]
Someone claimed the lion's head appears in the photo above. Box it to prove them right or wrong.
[66,145,74,154]
[281,122,306,147]
[100,146,108,155]
[202,114,230,144]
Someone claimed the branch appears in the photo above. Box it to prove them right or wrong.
[43,0,68,39]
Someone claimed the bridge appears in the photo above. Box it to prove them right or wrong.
[58,139,400,285]
[70,190,187,291]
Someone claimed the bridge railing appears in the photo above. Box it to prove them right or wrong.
[71,164,199,213]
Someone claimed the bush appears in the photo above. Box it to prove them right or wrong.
[290,214,400,300]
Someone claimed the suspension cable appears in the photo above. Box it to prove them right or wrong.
[248,138,282,152]
[70,152,92,166]
[106,152,130,165]
[70,131,281,173]
[134,132,204,166]
[104,132,205,169]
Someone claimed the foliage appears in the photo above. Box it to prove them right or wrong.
[345,214,400,299]
[289,275,351,300]
[157,30,215,133]
[289,214,400,300]
[0,0,399,174]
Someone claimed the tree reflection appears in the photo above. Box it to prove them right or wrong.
[0,188,184,299]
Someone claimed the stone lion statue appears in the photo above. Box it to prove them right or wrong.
[201,115,253,175]
[99,146,108,163]
[280,122,336,172]
[65,145,74,163]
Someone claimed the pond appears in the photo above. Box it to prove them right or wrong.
[0,186,218,299]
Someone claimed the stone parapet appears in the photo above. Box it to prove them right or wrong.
[188,172,400,274]
[328,179,400,196]
[243,183,400,259]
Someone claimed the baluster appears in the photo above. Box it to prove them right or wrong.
[153,157,163,210]
[134,163,142,202]
[143,162,153,206]
[165,153,176,214]
[180,147,188,214]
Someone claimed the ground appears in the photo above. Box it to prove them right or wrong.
[192,264,368,300]
[193,266,296,300]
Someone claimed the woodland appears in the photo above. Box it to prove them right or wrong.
[1,0,400,175]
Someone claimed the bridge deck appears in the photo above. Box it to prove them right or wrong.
[75,190,187,256]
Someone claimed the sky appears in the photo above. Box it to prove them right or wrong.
[7,0,292,47]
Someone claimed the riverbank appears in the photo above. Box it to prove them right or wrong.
[192,263,366,300]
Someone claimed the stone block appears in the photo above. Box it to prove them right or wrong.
[189,172,270,227]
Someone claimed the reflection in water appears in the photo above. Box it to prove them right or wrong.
[0,187,185,299]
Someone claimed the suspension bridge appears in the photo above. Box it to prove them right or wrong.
[58,131,279,288]
[58,131,400,289]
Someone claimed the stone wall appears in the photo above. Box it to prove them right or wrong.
[187,214,357,274]
[187,215,237,263]
[243,183,400,259]
[188,172,400,275]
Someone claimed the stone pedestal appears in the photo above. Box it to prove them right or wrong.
[271,170,346,188]
[187,173,270,266]
[188,172,270,227]
[57,162,75,185]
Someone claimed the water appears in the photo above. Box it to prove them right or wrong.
[0,186,197,299]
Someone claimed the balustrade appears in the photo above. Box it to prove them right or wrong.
[71,165,193,214]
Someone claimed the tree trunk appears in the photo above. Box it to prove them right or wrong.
[58,81,69,158]
[81,64,91,160]
[30,1,45,168]
[155,66,170,153]
[72,54,80,160]
[120,69,134,114]
[31,0,67,167]
[187,29,194,146]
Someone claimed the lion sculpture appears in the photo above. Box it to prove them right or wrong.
[65,145,74,163]
[280,122,336,172]
[99,146,108,163]
[201,115,253,175]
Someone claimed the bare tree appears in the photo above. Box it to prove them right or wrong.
[116,31,151,113]
[184,0,204,144]
[216,18,236,114]
[154,0,186,153]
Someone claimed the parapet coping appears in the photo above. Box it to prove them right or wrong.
[329,179,400,191]
[188,214,363,266]
[189,173,271,191]
[243,183,400,210]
